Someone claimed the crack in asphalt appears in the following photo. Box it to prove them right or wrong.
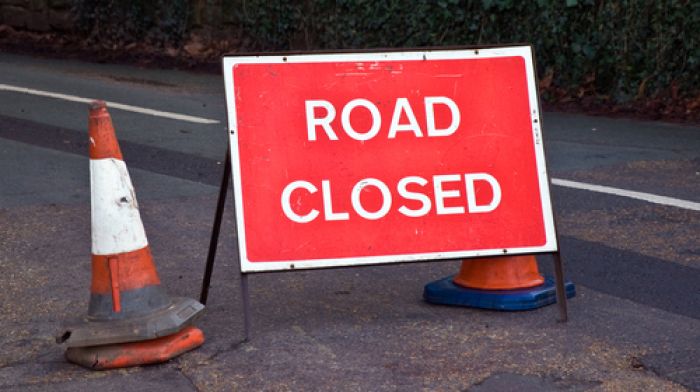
[175,364,201,392]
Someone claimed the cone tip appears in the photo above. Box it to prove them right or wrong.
[90,100,107,112]
[88,99,122,160]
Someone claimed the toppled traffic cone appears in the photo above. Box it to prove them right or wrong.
[66,327,204,370]
[423,255,575,310]
[58,101,204,369]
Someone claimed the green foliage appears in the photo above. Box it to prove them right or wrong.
[74,0,189,47]
[72,0,698,102]
[228,0,699,102]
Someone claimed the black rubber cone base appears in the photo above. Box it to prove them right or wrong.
[59,297,204,348]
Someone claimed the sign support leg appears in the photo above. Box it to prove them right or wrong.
[240,272,251,342]
[199,147,231,305]
[552,251,568,322]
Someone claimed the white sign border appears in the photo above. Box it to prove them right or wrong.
[222,46,558,273]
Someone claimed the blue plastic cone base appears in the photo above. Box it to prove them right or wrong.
[423,275,575,311]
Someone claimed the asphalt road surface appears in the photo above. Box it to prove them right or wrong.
[0,52,698,391]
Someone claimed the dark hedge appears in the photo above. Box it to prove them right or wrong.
[75,0,699,104]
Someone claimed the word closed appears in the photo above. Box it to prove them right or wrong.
[281,173,501,223]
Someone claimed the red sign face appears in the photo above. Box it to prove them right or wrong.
[223,47,557,272]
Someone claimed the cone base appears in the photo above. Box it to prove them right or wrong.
[60,296,204,347]
[65,326,204,370]
[424,275,575,311]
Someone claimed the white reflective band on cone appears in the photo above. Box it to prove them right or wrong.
[90,158,148,255]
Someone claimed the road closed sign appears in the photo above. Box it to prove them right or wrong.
[223,46,557,272]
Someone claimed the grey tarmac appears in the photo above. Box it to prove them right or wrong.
[0,52,697,391]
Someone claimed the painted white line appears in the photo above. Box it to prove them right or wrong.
[552,178,700,211]
[5,83,696,211]
[0,83,220,124]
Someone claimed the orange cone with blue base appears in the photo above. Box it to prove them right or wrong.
[424,255,575,310]
[453,255,545,290]
[58,101,205,369]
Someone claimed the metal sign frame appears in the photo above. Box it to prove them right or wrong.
[201,47,570,342]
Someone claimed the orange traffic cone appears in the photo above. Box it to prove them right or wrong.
[424,255,575,310]
[453,255,544,290]
[58,101,205,369]
[66,327,205,370]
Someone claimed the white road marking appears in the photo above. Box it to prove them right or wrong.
[552,178,700,211]
[0,83,220,124]
[3,84,696,211]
